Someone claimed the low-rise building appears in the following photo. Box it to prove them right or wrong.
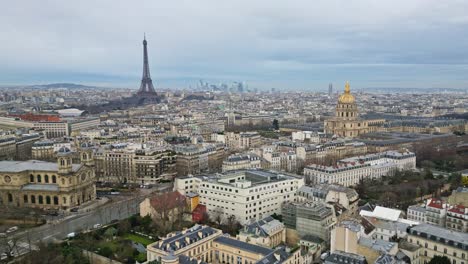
[237,216,286,248]
[147,224,303,264]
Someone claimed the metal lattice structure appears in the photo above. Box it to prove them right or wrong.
[137,36,157,97]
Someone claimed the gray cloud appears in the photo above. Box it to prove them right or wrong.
[1,0,468,89]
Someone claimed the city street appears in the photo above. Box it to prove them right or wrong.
[0,183,172,257]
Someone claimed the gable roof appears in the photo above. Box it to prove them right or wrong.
[149,191,186,211]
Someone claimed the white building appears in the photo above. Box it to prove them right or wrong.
[174,169,304,224]
[304,150,416,187]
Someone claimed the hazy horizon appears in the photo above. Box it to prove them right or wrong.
[1,0,468,90]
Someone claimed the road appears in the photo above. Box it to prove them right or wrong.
[1,182,172,256]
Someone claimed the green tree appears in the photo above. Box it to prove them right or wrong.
[272,119,279,130]
[428,256,451,264]
[99,246,113,258]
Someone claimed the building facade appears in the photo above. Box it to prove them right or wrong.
[324,82,369,138]
[174,169,304,224]
[0,147,95,210]
[304,150,416,187]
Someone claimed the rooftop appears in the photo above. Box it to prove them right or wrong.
[214,236,272,255]
[409,224,468,250]
[0,160,82,173]
[151,225,220,252]
[325,251,367,264]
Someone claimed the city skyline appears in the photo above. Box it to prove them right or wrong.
[1,0,468,90]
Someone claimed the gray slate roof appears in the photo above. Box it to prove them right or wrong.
[0,160,82,173]
[214,236,272,255]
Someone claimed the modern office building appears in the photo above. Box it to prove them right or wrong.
[174,169,304,224]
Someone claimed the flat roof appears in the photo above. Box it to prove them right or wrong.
[0,160,82,173]
[214,236,272,255]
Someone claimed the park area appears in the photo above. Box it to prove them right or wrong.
[68,215,158,263]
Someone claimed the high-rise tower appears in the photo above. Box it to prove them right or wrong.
[328,83,333,96]
[137,36,157,97]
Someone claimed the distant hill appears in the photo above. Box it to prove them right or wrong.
[28,83,98,89]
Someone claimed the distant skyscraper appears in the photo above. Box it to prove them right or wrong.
[328,83,333,96]
[137,35,157,97]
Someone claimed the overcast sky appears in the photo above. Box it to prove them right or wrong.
[1,0,468,90]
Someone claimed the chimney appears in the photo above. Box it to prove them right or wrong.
[198,231,203,239]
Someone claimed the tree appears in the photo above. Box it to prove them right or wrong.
[272,119,279,130]
[212,208,224,226]
[225,215,241,236]
[99,246,113,258]
[428,256,451,264]
[118,219,131,235]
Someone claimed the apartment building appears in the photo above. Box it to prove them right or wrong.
[407,199,467,233]
[237,216,286,248]
[94,143,176,184]
[0,136,17,160]
[297,184,360,217]
[304,150,416,187]
[174,143,225,176]
[263,151,297,173]
[225,132,261,150]
[282,201,336,243]
[222,153,261,172]
[407,224,467,264]
[174,169,304,224]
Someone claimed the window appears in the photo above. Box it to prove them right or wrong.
[45,175,49,183]
[31,195,36,204]
[62,178,65,185]
[46,196,51,204]
[53,196,59,205]
[30,175,34,182]
[7,193,13,203]
[38,195,43,204]
[37,175,41,183]
[23,195,28,203]
[63,197,67,204]
[52,175,57,183]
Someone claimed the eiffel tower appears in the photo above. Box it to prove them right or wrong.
[137,35,157,97]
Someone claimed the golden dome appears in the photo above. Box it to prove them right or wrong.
[338,81,355,104]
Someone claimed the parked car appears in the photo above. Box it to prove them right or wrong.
[0,233,6,238]
[93,224,102,229]
[66,232,76,239]
[70,208,79,212]
[320,252,330,261]
[6,227,18,233]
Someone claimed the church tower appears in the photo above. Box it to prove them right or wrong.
[79,142,94,167]
[57,146,73,174]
